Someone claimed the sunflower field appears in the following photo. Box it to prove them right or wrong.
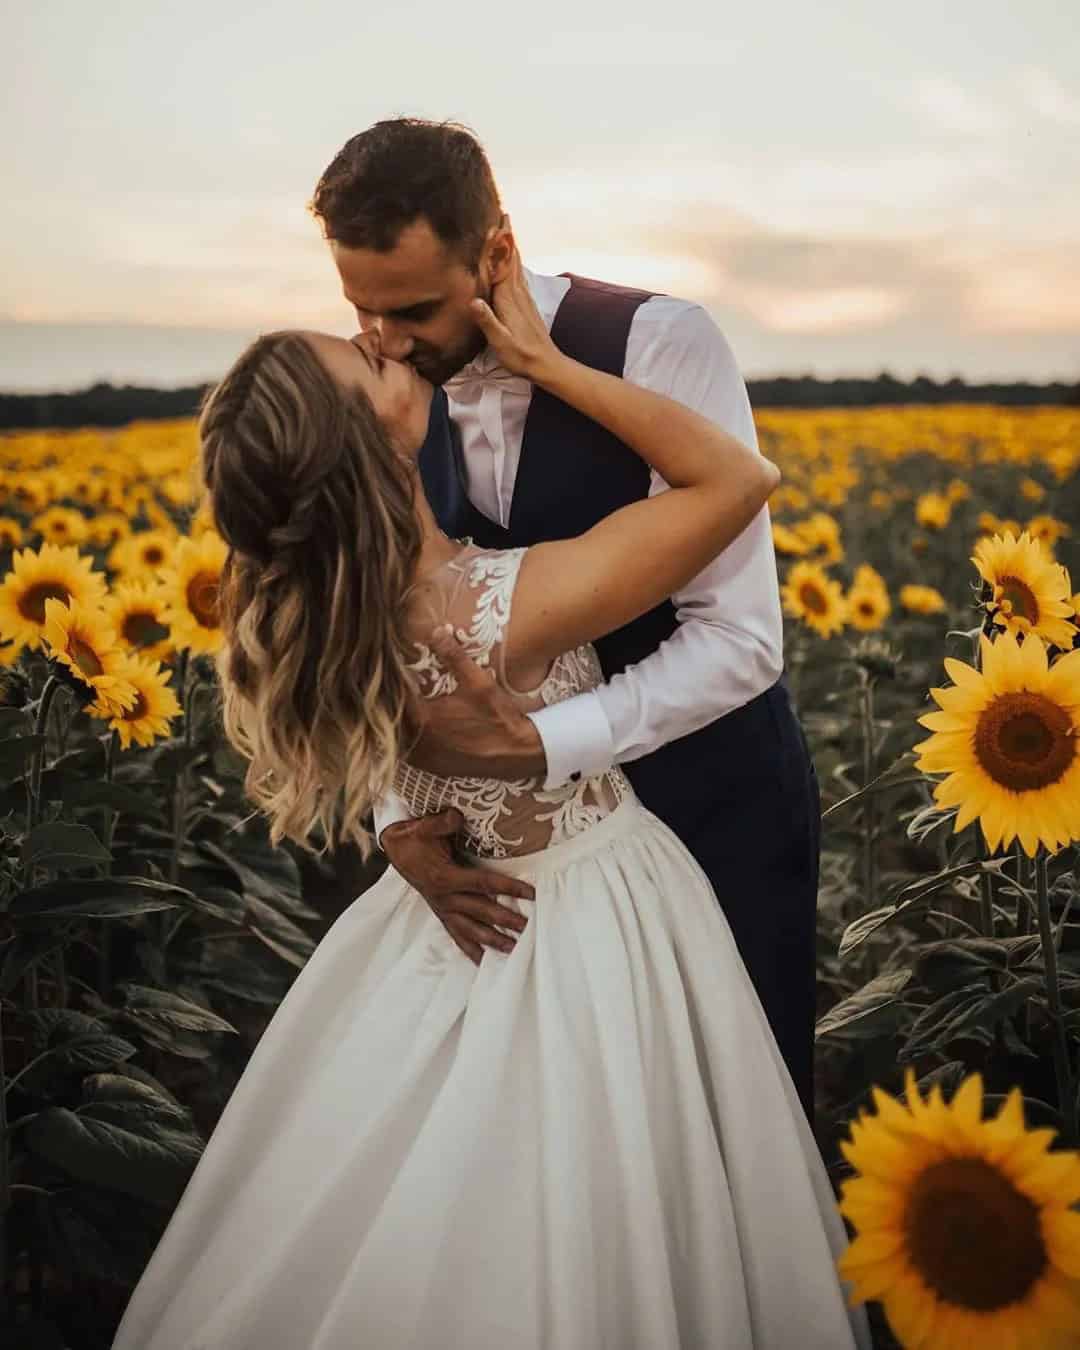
[2,404,1080,1348]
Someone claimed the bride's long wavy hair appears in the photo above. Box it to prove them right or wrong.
[198,332,423,858]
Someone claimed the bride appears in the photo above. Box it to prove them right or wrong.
[111,250,871,1349]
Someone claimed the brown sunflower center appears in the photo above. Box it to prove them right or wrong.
[905,1156,1047,1310]
[799,582,828,615]
[186,571,220,629]
[857,599,875,617]
[122,609,169,648]
[974,691,1076,791]
[19,582,71,624]
[122,690,148,722]
[142,545,165,566]
[996,575,1039,624]
[68,635,105,678]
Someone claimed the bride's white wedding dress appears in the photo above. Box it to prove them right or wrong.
[111,543,872,1350]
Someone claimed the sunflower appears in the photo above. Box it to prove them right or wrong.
[41,598,138,716]
[810,467,854,508]
[772,485,809,514]
[847,584,891,632]
[978,511,1023,539]
[794,512,845,564]
[1047,445,1079,482]
[0,517,25,550]
[11,475,49,514]
[0,542,109,649]
[189,498,218,538]
[108,528,177,580]
[772,522,809,557]
[1020,475,1047,503]
[104,577,174,662]
[89,653,181,748]
[945,477,971,503]
[68,470,105,508]
[85,511,131,550]
[837,1066,1080,1349]
[161,471,199,508]
[900,584,947,616]
[853,563,888,597]
[0,638,24,668]
[915,492,952,530]
[30,505,90,547]
[869,489,893,512]
[161,531,227,654]
[973,530,1076,649]
[781,561,847,638]
[915,629,1080,856]
[1026,514,1071,552]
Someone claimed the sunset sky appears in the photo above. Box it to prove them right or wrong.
[3,0,1078,389]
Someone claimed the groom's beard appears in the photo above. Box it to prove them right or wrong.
[407,280,492,386]
[408,325,487,387]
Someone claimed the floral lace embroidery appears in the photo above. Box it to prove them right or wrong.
[405,549,526,697]
[405,642,457,698]
[536,643,604,705]
[534,776,609,843]
[394,544,634,858]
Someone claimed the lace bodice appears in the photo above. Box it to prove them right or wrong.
[394,542,633,858]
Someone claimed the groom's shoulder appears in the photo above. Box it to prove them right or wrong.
[545,269,738,366]
[627,290,737,364]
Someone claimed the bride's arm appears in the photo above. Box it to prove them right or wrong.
[468,267,780,678]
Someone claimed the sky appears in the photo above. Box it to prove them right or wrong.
[2,0,1078,390]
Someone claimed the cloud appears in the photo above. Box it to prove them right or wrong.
[522,28,745,67]
[1015,67,1080,126]
[910,76,1004,135]
[6,139,1076,352]
[966,242,1080,332]
[632,214,1080,340]
[637,222,977,333]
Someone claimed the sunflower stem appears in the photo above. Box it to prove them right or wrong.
[977,842,996,940]
[5,682,58,1236]
[1015,846,1034,1044]
[1035,850,1077,1143]
[22,675,63,1013]
[859,670,876,911]
[97,728,118,999]
[165,652,193,949]
[23,675,61,889]
[1013,842,1030,939]
[0,995,10,1322]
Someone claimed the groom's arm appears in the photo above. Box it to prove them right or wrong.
[526,301,784,788]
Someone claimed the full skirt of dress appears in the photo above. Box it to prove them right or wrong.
[111,796,872,1349]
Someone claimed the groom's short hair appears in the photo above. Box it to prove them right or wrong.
[310,118,502,270]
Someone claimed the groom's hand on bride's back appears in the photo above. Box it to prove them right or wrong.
[380,808,534,966]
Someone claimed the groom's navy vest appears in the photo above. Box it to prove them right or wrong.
[418,274,787,842]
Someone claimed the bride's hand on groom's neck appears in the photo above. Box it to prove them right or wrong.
[470,245,563,385]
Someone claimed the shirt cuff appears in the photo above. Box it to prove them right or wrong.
[372,789,413,850]
[526,691,615,790]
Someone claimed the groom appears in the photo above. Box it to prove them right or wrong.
[310,118,822,1128]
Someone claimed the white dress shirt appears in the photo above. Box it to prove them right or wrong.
[374,267,784,840]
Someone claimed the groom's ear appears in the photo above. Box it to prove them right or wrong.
[482,213,515,287]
